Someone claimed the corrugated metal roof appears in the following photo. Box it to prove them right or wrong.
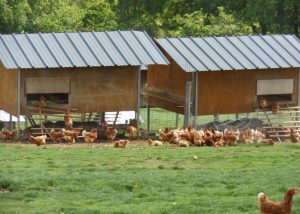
[0,30,169,69]
[156,35,300,72]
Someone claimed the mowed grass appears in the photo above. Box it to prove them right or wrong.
[0,142,300,214]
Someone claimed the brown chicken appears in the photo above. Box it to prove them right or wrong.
[29,135,47,146]
[178,139,190,147]
[61,128,79,144]
[193,130,205,146]
[159,127,171,142]
[103,123,118,140]
[203,129,215,147]
[113,139,129,148]
[2,129,17,141]
[211,128,223,142]
[258,187,297,214]
[39,96,47,108]
[258,96,268,109]
[238,127,254,144]
[147,139,163,146]
[126,125,137,138]
[64,114,73,128]
[50,129,63,143]
[290,128,300,143]
[82,129,98,144]
[258,139,275,146]
[214,139,226,147]
[271,102,280,113]
[167,130,180,144]
[223,128,239,146]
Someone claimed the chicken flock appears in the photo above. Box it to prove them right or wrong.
[2,122,300,147]
[156,125,276,147]
[22,116,138,146]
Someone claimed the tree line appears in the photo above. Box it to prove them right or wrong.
[0,0,298,37]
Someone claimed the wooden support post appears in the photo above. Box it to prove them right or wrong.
[9,114,12,130]
[25,116,28,129]
[113,111,119,127]
[193,72,199,128]
[101,112,105,124]
[81,113,85,122]
[88,113,93,121]
[184,82,192,128]
[298,68,300,121]
[235,114,239,120]
[176,113,179,128]
[136,65,141,136]
[147,105,150,133]
[214,114,220,122]
[17,68,21,139]
[39,109,43,134]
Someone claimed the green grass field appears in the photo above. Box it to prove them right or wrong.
[0,142,300,214]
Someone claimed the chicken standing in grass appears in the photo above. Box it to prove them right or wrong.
[126,125,137,138]
[290,128,300,143]
[258,187,297,214]
[147,139,163,146]
[61,128,79,144]
[258,139,275,146]
[29,135,47,146]
[223,128,239,146]
[82,129,98,144]
[103,123,118,140]
[50,129,63,143]
[159,127,171,142]
[113,139,129,148]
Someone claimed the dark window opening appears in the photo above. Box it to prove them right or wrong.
[27,93,69,105]
[258,94,292,103]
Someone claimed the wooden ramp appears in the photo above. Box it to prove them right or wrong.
[256,103,300,142]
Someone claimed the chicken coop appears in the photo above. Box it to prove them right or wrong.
[0,30,169,136]
[147,35,300,133]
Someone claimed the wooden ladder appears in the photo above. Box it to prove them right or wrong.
[26,105,82,143]
[261,103,300,142]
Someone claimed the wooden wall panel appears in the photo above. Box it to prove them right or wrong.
[148,58,299,115]
[0,64,17,115]
[147,64,170,90]
[26,77,70,93]
[169,58,192,96]
[20,66,138,114]
[198,68,299,115]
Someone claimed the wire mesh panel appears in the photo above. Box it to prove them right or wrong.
[140,107,184,132]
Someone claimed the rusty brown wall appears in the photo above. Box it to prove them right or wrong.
[0,64,17,115]
[198,68,299,115]
[19,66,138,114]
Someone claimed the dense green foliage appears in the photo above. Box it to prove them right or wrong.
[0,0,298,37]
[0,143,300,213]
